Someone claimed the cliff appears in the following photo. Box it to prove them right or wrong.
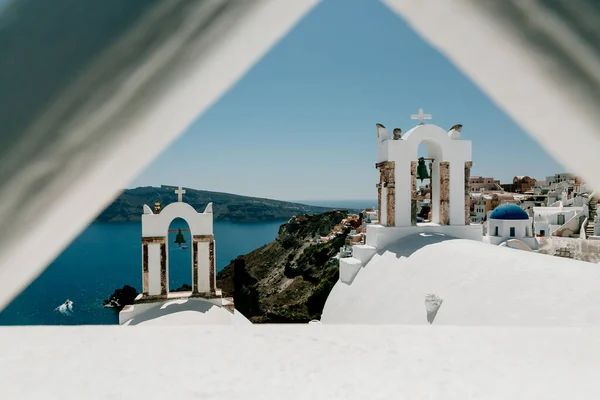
[216,210,352,323]
[96,185,333,223]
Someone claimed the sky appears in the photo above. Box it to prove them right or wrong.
[128,0,565,201]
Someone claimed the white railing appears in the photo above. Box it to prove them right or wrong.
[580,217,590,239]
[553,206,588,237]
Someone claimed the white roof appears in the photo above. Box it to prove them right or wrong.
[131,309,251,325]
[534,206,584,215]
[1,325,599,399]
[321,237,600,326]
[121,298,251,326]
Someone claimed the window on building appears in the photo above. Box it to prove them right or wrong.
[510,227,515,237]
[557,214,565,225]
[494,226,499,236]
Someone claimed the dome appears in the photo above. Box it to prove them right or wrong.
[489,204,529,220]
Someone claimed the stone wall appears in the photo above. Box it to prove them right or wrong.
[410,161,417,225]
[376,161,396,227]
[376,182,381,221]
[537,237,600,264]
[464,162,472,224]
[439,162,450,225]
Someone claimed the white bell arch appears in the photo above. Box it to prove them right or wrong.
[376,112,472,227]
[140,198,217,298]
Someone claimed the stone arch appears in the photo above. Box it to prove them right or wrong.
[401,123,455,150]
[413,136,445,160]
[166,217,193,292]
[142,202,212,237]
[141,202,216,298]
[413,137,445,224]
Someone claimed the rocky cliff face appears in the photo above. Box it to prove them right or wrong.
[216,210,350,323]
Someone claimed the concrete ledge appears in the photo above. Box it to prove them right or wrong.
[537,236,600,263]
[352,244,377,265]
[365,224,386,247]
[339,257,363,285]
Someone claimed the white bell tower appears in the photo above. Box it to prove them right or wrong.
[376,109,472,227]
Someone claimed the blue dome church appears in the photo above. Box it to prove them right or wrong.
[484,203,537,250]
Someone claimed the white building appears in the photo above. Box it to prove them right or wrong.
[472,197,486,222]
[530,172,599,239]
[537,173,576,189]
[324,112,600,326]
[361,209,378,223]
[536,173,597,206]
[483,203,537,250]
[533,205,587,238]
[329,109,600,328]
[339,110,482,285]
[340,111,558,285]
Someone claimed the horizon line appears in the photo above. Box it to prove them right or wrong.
[124,185,377,203]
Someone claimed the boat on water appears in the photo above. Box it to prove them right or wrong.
[55,299,74,314]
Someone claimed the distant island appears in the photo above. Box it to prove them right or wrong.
[96,185,343,223]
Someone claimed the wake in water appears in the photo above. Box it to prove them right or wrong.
[55,299,74,316]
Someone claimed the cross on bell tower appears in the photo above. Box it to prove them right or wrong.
[411,108,432,125]
[175,186,186,202]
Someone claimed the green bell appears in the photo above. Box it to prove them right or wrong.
[174,229,186,247]
[416,158,430,181]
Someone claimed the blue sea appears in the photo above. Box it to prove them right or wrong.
[0,200,374,326]
[0,220,286,325]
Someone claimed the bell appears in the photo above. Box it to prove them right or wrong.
[174,228,186,247]
[416,158,430,181]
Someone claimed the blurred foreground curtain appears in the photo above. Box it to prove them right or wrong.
[0,0,319,310]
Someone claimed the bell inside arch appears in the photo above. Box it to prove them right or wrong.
[174,228,186,247]
[417,158,430,181]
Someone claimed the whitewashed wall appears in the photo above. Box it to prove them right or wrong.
[142,202,213,237]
